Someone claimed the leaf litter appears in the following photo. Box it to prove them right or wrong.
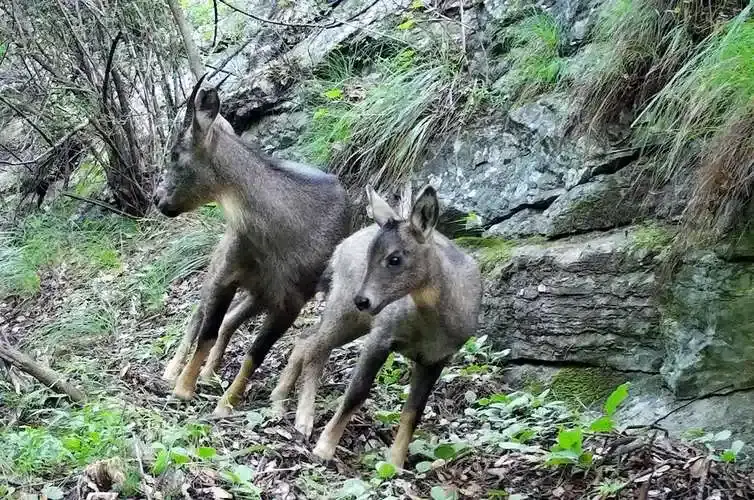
[1,216,753,499]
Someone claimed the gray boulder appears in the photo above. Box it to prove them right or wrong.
[661,253,754,398]
[480,227,664,372]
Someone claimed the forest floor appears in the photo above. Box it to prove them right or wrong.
[1,203,754,500]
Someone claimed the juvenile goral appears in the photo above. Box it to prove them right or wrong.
[271,185,481,467]
[153,75,350,415]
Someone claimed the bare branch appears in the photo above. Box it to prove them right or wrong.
[0,120,89,166]
[212,0,219,50]
[0,342,87,403]
[217,0,382,29]
[61,192,145,220]
[102,31,123,109]
[167,0,204,80]
[0,95,54,146]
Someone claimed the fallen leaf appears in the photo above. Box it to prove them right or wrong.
[207,487,232,499]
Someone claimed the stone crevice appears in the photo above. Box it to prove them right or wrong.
[504,357,661,376]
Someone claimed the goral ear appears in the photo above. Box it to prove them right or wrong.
[366,185,400,227]
[409,184,439,241]
[192,87,220,142]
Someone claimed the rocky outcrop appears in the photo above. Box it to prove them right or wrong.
[219,0,411,131]
[662,253,754,398]
[480,227,664,372]
[219,0,754,457]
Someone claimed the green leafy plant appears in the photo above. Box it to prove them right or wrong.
[430,485,459,500]
[324,87,345,100]
[221,464,261,499]
[595,479,628,498]
[375,461,397,479]
[691,429,746,463]
[377,352,407,386]
[375,410,401,425]
[0,404,133,480]
[545,427,593,466]
[589,382,630,432]
[397,16,416,30]
[717,440,745,463]
[334,478,371,499]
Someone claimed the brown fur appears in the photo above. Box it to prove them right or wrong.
[154,78,350,415]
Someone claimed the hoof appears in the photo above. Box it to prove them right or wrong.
[271,400,287,419]
[294,414,314,439]
[198,367,216,382]
[312,440,336,461]
[172,385,195,401]
[213,400,234,417]
[162,366,181,385]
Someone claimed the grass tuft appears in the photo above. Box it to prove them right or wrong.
[569,0,692,130]
[495,11,564,101]
[300,46,484,195]
[638,7,754,237]
[0,210,138,298]
[33,303,118,350]
[455,237,516,271]
[132,226,220,311]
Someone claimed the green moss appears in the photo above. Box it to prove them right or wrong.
[522,375,546,395]
[455,237,516,271]
[632,222,674,252]
[549,367,624,409]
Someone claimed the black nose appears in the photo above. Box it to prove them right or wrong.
[152,194,160,206]
[354,295,370,311]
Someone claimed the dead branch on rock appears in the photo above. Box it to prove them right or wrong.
[218,0,382,29]
[0,341,86,403]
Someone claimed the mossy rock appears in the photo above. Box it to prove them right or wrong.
[549,367,625,409]
[455,236,516,273]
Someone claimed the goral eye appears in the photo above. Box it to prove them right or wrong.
[387,255,401,267]
[170,151,179,162]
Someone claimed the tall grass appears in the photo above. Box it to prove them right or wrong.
[569,0,693,130]
[300,47,481,194]
[32,303,119,350]
[638,5,754,236]
[495,12,564,100]
[131,224,220,310]
[0,211,138,298]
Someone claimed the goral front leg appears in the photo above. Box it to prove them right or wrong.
[214,299,303,416]
[173,283,236,400]
[163,305,202,383]
[313,337,390,460]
